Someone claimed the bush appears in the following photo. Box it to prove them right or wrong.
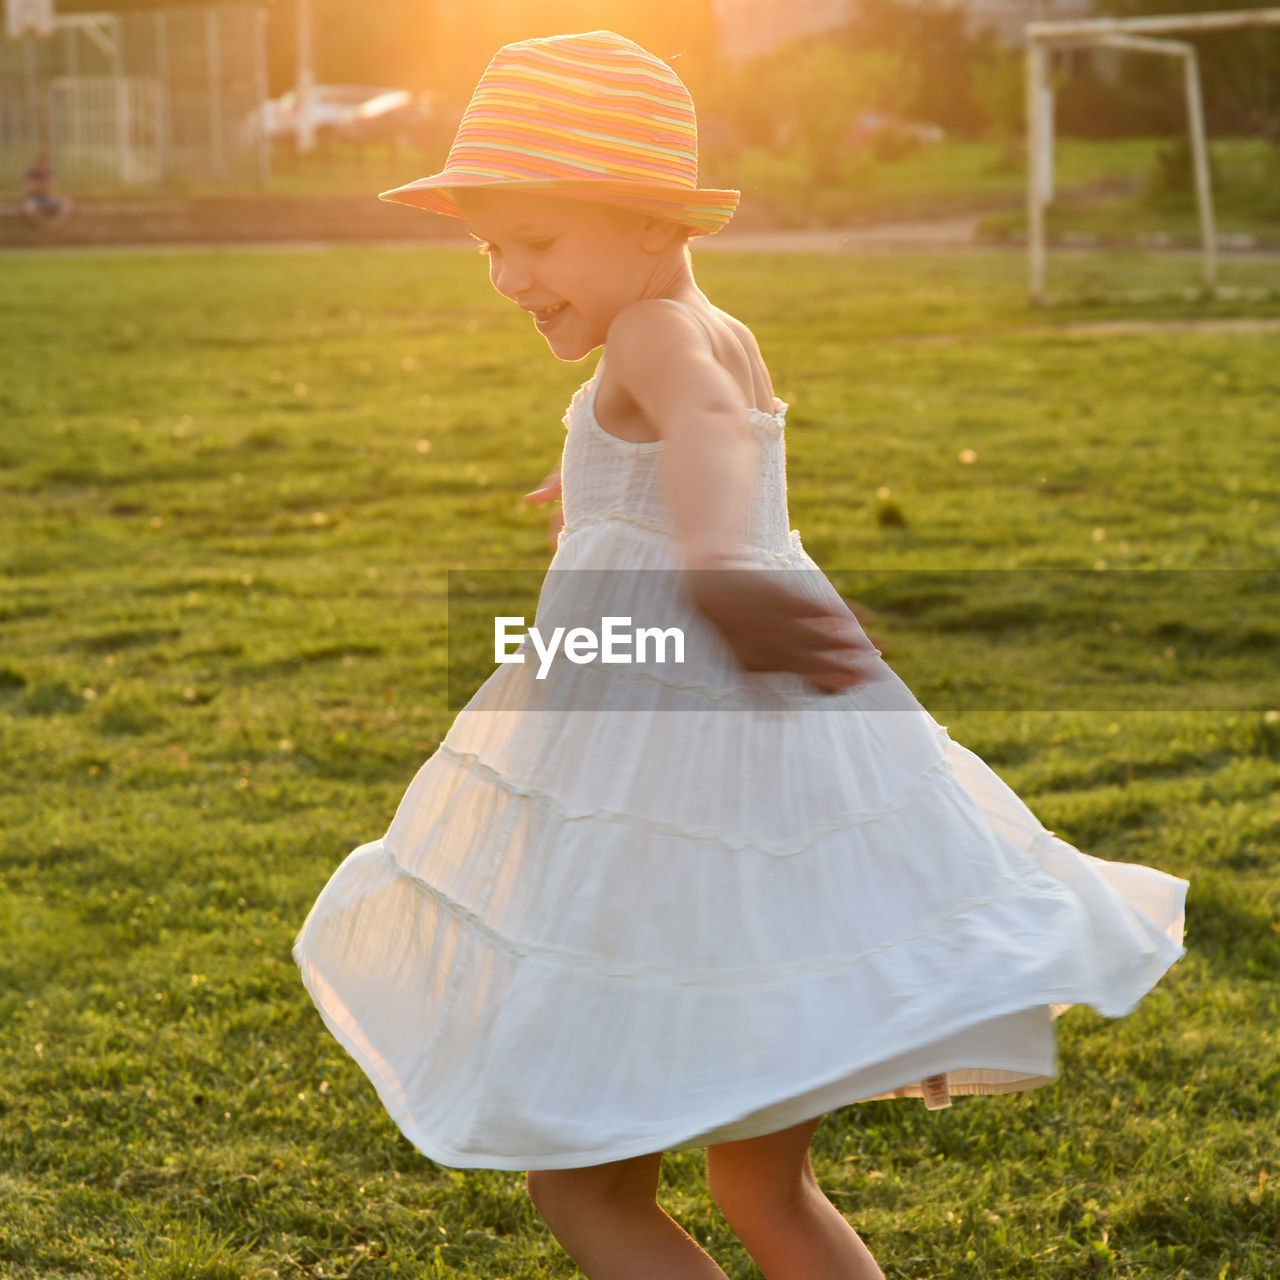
[869,123,923,164]
[1147,136,1203,202]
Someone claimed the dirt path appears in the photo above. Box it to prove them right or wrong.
[1,227,986,255]
[898,315,1280,346]
[5,216,1280,258]
[1055,317,1280,336]
[695,218,987,252]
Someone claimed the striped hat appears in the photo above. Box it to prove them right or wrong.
[378,30,739,237]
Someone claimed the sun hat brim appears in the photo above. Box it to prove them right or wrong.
[379,175,740,238]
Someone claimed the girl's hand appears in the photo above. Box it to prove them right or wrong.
[525,468,563,548]
[687,566,881,695]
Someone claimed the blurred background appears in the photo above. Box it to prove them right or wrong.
[2,0,1279,248]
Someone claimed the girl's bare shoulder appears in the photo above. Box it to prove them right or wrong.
[710,306,762,350]
[709,306,774,404]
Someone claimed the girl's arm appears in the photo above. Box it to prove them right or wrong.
[525,467,563,548]
[603,301,877,692]
[604,299,761,571]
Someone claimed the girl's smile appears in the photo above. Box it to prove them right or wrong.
[529,301,570,333]
[453,189,691,361]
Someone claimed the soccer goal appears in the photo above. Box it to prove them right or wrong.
[1024,7,1280,305]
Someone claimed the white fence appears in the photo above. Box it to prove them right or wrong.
[0,3,268,192]
[48,76,162,185]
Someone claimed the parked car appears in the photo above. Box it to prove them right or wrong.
[849,111,946,149]
[344,88,436,150]
[251,84,405,147]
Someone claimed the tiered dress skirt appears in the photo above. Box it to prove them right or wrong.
[293,518,1188,1171]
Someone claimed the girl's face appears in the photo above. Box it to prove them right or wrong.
[452,189,686,362]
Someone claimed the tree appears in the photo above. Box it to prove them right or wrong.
[971,42,1025,160]
[765,41,917,183]
[1092,0,1280,137]
[844,0,989,135]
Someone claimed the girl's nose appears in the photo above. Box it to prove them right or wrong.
[493,259,533,301]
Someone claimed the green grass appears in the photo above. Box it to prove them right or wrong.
[730,137,1177,228]
[1,246,1278,1279]
[979,139,1280,248]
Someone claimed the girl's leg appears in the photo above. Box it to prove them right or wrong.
[705,1114,885,1280]
[527,1151,727,1280]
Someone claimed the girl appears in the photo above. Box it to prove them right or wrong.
[293,31,1188,1280]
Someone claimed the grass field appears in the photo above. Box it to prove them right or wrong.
[977,138,1280,249]
[1,245,1278,1280]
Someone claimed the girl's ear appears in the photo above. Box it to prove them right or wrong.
[637,216,687,253]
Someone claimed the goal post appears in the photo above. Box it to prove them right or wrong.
[1024,7,1280,305]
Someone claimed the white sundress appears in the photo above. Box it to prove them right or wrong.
[292,303,1188,1171]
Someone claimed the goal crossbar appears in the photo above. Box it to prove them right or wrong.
[1028,8,1280,39]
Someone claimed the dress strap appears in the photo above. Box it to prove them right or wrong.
[665,297,716,358]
